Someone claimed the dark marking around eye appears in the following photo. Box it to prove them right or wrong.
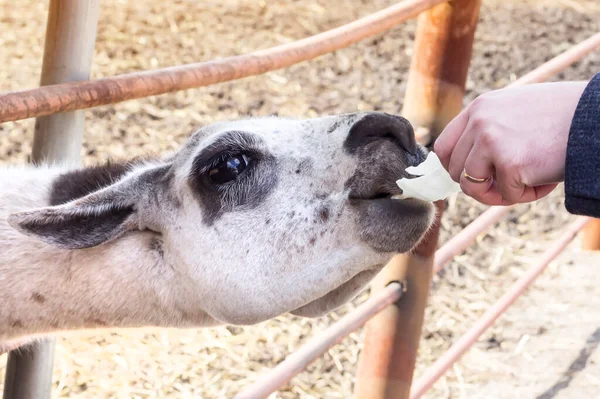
[188,132,279,225]
[190,131,261,174]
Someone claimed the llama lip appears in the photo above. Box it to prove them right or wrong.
[347,185,404,201]
[350,196,434,253]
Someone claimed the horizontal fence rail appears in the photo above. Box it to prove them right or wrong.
[0,0,446,124]
[234,282,406,399]
[411,217,590,398]
[232,31,600,398]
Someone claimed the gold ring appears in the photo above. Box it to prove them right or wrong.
[463,171,492,183]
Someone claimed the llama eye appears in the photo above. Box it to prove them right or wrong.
[208,154,250,184]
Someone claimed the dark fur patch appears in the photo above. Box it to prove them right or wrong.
[85,318,107,327]
[49,160,139,206]
[10,320,23,328]
[327,120,343,134]
[31,292,46,304]
[295,158,313,174]
[148,237,165,258]
[317,205,330,222]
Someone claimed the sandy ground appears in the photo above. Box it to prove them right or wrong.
[0,0,600,398]
[462,250,600,399]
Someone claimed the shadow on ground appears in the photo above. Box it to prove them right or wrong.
[536,327,600,399]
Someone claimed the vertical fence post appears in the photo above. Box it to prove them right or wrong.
[354,1,481,398]
[582,221,600,250]
[2,1,100,398]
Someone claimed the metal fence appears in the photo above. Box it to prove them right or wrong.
[1,0,599,398]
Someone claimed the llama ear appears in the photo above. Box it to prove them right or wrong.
[8,200,137,250]
[8,164,172,249]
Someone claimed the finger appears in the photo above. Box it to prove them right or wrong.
[434,110,469,170]
[477,180,512,206]
[460,145,495,203]
[470,181,558,206]
[447,121,477,182]
[492,165,525,205]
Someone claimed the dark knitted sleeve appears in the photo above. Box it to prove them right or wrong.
[564,73,600,217]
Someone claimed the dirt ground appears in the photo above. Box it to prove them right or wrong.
[1,0,600,398]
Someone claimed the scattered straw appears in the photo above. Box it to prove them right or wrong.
[0,0,599,398]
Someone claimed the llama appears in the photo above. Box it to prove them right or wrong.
[0,112,435,352]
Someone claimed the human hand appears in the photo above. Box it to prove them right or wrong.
[433,81,588,206]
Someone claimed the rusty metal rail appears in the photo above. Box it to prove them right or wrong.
[411,217,590,398]
[0,0,445,124]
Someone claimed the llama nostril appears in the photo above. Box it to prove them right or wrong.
[344,112,417,155]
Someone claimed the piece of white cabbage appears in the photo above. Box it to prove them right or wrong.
[395,152,462,202]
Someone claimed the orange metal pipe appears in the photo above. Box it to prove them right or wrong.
[0,0,446,124]
[233,282,405,399]
[410,217,589,399]
[509,32,600,87]
[354,202,445,398]
[434,206,511,273]
[582,220,600,250]
[401,0,483,138]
